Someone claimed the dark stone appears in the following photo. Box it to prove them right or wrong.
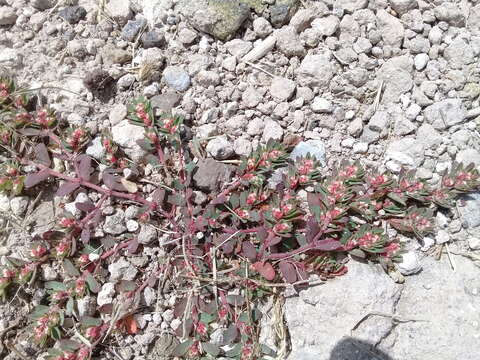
[121,19,146,42]
[269,0,300,27]
[58,6,87,24]
[193,158,234,193]
[150,93,181,112]
[141,30,166,49]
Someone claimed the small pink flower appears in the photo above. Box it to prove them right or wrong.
[85,325,102,340]
[31,244,47,258]
[246,193,257,205]
[236,209,249,219]
[274,222,290,233]
[272,208,283,220]
[196,322,207,336]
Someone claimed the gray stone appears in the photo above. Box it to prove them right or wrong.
[193,158,234,192]
[353,142,368,154]
[289,8,315,32]
[225,38,252,58]
[0,6,17,25]
[111,120,146,161]
[416,124,442,149]
[178,28,198,45]
[389,256,480,359]
[141,30,166,48]
[458,192,480,228]
[58,6,87,24]
[295,53,335,88]
[368,111,389,132]
[377,55,413,104]
[31,0,54,10]
[253,17,273,38]
[398,250,422,275]
[360,127,381,144]
[0,193,10,213]
[101,45,132,65]
[393,116,416,136]
[242,86,263,108]
[121,19,146,42]
[206,135,234,160]
[138,224,158,245]
[344,68,368,87]
[108,257,138,281]
[150,93,181,112]
[443,38,475,69]
[376,9,404,47]
[390,0,417,15]
[106,0,132,25]
[233,137,252,157]
[270,76,296,102]
[433,2,465,27]
[196,70,221,87]
[178,0,250,41]
[348,117,363,137]
[285,260,401,360]
[162,66,191,91]
[103,210,127,235]
[336,0,368,13]
[386,137,425,167]
[423,99,466,130]
[289,140,326,166]
[276,26,305,57]
[269,0,300,27]
[117,73,136,89]
[406,103,421,120]
[311,15,339,36]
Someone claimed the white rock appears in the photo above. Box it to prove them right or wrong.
[414,53,429,71]
[398,251,422,275]
[311,97,333,113]
[261,119,283,142]
[10,196,29,216]
[435,230,450,245]
[270,76,296,102]
[311,15,339,36]
[421,236,435,251]
[242,35,276,62]
[0,193,10,212]
[406,103,421,120]
[468,237,480,250]
[126,219,139,232]
[106,0,132,25]
[436,212,449,229]
[109,104,127,126]
[86,137,106,160]
[206,135,234,160]
[97,283,115,306]
[353,142,368,154]
[385,160,401,173]
[225,39,252,58]
[111,120,146,161]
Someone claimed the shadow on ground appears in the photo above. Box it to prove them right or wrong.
[330,337,394,360]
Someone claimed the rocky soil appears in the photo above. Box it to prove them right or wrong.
[1,0,480,359]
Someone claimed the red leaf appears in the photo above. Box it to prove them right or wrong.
[76,200,95,213]
[241,241,257,261]
[279,261,297,283]
[77,155,92,181]
[123,315,138,334]
[81,228,91,243]
[314,239,342,251]
[252,261,276,281]
[56,182,80,197]
[307,192,321,208]
[34,143,51,167]
[102,169,127,191]
[24,169,50,188]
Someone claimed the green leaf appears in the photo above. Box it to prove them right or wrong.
[63,259,80,277]
[225,343,242,357]
[58,339,81,352]
[229,193,239,209]
[387,192,407,206]
[202,342,220,356]
[45,281,68,291]
[349,248,366,258]
[80,316,102,327]
[51,326,62,340]
[172,339,194,357]
[200,312,215,324]
[185,161,196,174]
[66,297,74,316]
[85,273,100,293]
[30,305,50,319]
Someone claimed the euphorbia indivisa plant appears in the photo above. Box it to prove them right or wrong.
[1,76,479,359]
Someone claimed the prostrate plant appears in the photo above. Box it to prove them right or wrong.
[0,76,479,359]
